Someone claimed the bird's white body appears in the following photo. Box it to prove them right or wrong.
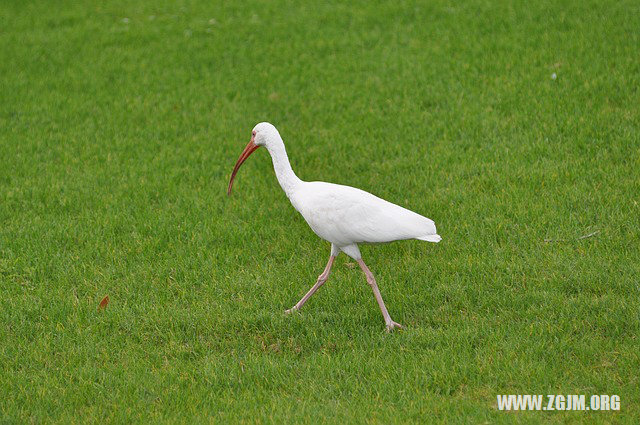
[290,181,440,252]
[228,122,440,331]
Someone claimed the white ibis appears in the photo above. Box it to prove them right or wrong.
[227,122,441,332]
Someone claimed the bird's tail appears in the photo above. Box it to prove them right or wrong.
[416,234,441,243]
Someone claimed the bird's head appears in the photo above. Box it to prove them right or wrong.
[251,122,280,147]
[227,122,280,196]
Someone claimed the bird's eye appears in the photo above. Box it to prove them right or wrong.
[252,131,257,136]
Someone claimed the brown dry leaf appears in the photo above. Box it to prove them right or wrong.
[98,295,110,311]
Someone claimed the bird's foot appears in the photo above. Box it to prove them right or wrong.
[385,321,404,332]
[285,306,298,315]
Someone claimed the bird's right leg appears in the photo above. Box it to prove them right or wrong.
[285,245,338,314]
[356,258,403,332]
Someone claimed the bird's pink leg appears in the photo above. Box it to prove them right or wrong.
[357,259,403,332]
[285,255,336,314]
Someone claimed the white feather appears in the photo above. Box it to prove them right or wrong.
[290,182,439,247]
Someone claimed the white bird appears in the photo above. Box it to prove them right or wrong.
[227,122,441,332]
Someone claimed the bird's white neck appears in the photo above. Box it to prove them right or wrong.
[265,137,302,197]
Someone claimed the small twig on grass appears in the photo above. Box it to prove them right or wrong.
[577,230,600,240]
[544,237,566,243]
[545,230,600,243]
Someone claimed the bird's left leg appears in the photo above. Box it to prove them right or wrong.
[285,244,339,314]
[357,258,403,332]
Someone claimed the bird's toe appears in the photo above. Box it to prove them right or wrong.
[385,321,404,332]
[285,307,298,315]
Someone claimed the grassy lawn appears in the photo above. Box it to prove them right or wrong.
[1,0,639,422]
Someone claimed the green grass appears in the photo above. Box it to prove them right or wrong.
[1,0,639,423]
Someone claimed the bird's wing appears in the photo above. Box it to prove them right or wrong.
[296,182,439,245]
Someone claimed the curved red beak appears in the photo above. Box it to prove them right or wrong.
[227,136,260,196]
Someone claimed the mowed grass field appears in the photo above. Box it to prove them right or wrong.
[1,0,639,422]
